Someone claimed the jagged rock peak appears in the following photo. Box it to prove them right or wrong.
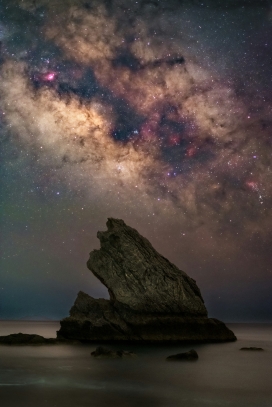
[87,218,207,316]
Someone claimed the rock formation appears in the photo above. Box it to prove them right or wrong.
[58,218,236,342]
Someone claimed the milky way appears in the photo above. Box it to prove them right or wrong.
[1,0,272,321]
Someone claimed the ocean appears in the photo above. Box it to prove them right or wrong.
[0,322,271,407]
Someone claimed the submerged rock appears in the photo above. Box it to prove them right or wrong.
[166,349,199,361]
[240,347,264,351]
[58,218,236,343]
[91,346,137,358]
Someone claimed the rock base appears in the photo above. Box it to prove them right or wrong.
[57,292,236,343]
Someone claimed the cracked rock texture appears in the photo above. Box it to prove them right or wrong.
[58,218,236,342]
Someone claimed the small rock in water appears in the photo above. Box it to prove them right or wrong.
[91,346,137,358]
[240,347,264,351]
[166,349,198,361]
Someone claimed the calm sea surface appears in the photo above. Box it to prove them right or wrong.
[0,322,271,407]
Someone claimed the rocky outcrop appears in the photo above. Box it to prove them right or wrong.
[58,218,236,343]
[0,333,60,345]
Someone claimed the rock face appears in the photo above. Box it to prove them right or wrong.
[88,218,206,316]
[58,218,236,342]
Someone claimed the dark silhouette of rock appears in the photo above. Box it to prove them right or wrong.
[240,347,264,351]
[166,349,199,361]
[0,333,58,345]
[91,346,137,358]
[58,218,236,343]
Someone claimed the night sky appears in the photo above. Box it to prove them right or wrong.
[0,0,271,322]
